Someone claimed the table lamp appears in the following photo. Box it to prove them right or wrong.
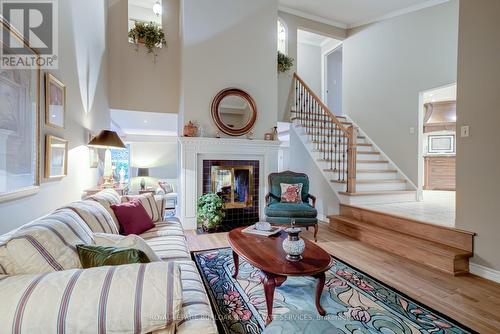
[88,130,126,187]
[137,168,150,190]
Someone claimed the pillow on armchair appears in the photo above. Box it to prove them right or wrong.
[280,183,303,203]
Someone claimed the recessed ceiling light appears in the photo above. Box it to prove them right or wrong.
[51,114,56,118]
[144,120,148,124]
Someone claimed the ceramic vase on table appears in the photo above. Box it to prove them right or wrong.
[282,220,305,262]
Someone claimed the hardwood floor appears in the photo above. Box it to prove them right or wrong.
[186,223,500,334]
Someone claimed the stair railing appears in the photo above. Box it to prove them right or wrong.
[292,73,357,193]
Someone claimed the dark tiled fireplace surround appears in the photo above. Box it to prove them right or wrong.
[202,160,260,231]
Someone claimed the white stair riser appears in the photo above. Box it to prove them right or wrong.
[357,162,390,170]
[356,182,407,192]
[340,192,417,205]
[326,171,399,180]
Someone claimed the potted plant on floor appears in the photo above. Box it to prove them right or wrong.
[128,21,167,61]
[197,193,225,233]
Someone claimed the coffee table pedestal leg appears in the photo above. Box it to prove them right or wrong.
[232,251,239,279]
[260,271,287,325]
[313,272,327,316]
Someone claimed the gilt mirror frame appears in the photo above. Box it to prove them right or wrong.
[211,88,257,136]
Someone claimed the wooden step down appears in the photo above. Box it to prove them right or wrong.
[329,216,472,275]
[329,204,475,275]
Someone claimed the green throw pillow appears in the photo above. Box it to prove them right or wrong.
[77,244,151,269]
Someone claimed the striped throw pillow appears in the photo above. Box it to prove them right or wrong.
[86,188,122,229]
[2,209,94,275]
[64,200,119,234]
[0,262,183,333]
[122,194,163,222]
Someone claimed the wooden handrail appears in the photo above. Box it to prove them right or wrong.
[293,73,351,137]
[292,72,357,193]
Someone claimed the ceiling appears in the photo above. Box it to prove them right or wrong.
[279,0,449,28]
[297,29,335,47]
[129,0,156,10]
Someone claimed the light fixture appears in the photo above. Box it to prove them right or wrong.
[153,0,162,17]
[88,130,126,188]
[137,168,150,190]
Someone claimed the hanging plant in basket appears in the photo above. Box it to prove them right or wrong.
[197,193,226,233]
[128,21,167,61]
[278,51,294,73]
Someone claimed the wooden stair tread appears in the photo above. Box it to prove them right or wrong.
[318,159,388,163]
[330,216,472,260]
[315,149,379,155]
[339,190,415,196]
[324,169,398,173]
[306,132,365,139]
[311,141,372,147]
[356,179,407,184]
[291,111,346,119]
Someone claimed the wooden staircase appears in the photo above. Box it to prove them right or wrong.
[329,205,475,275]
[291,73,417,205]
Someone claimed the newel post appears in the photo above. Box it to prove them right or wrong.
[347,126,357,194]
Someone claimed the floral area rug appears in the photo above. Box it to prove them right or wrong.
[193,247,475,334]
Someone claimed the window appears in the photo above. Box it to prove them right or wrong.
[278,18,287,54]
[111,144,130,183]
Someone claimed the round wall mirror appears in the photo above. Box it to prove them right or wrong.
[211,88,257,136]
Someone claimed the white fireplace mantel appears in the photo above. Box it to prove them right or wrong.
[178,137,281,230]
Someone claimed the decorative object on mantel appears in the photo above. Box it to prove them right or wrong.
[128,21,166,61]
[246,131,254,140]
[211,88,257,136]
[137,167,149,190]
[0,23,40,202]
[264,133,273,140]
[183,121,198,137]
[45,73,66,129]
[88,130,126,188]
[282,220,305,262]
[197,193,225,233]
[277,51,294,73]
[272,126,278,140]
[215,131,221,138]
[45,135,68,179]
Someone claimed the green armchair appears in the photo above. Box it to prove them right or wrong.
[265,171,319,241]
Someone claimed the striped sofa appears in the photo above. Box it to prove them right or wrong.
[0,189,218,334]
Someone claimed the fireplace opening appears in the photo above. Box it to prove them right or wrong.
[202,160,259,230]
[212,166,253,209]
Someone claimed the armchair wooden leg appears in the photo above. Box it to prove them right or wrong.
[313,223,318,242]
[306,226,309,231]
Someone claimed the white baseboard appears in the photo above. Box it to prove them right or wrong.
[469,262,500,284]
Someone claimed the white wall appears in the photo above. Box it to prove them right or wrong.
[128,140,178,193]
[456,0,500,274]
[180,0,278,139]
[297,42,322,95]
[343,1,459,184]
[278,12,346,122]
[0,0,110,234]
[109,0,181,114]
[289,129,339,221]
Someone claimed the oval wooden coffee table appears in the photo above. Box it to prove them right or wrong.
[228,226,333,324]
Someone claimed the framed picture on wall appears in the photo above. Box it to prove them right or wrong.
[45,135,68,179]
[0,18,41,203]
[45,73,66,129]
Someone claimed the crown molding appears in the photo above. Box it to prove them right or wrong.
[278,5,347,29]
[349,0,451,28]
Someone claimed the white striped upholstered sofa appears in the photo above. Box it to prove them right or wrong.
[0,189,218,334]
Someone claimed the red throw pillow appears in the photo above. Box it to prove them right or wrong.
[110,200,154,236]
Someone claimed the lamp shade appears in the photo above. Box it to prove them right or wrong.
[137,168,150,177]
[88,130,126,149]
